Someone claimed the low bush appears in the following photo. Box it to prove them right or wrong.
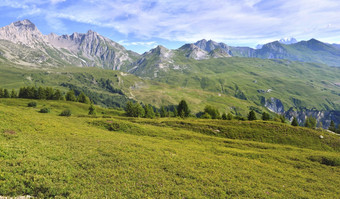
[39,108,50,113]
[27,101,37,107]
[59,109,71,117]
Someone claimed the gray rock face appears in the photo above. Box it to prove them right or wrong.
[0,19,137,69]
[179,44,210,60]
[263,97,340,129]
[264,97,285,114]
[194,39,232,56]
[285,108,340,129]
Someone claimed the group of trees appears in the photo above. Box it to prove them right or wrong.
[0,88,17,98]
[0,87,90,104]
[290,116,340,132]
[328,120,340,133]
[125,100,190,119]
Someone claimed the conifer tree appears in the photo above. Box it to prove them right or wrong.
[66,90,76,101]
[329,120,336,132]
[3,89,10,98]
[160,106,167,117]
[10,89,17,98]
[221,113,227,120]
[291,117,298,126]
[53,89,63,100]
[177,100,190,118]
[88,103,96,115]
[144,104,155,119]
[262,112,270,121]
[248,110,257,121]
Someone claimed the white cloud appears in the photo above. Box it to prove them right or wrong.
[50,0,66,4]
[2,0,340,46]
[118,40,157,47]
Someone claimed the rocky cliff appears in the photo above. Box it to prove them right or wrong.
[263,97,340,129]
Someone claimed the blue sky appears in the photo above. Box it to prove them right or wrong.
[1,0,340,53]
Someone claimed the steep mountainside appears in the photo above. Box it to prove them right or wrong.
[0,20,138,69]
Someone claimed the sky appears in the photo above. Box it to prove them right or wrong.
[1,0,340,53]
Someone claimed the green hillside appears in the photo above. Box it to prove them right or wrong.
[0,98,339,198]
[137,54,340,111]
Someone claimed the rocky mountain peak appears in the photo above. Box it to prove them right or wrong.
[194,39,231,56]
[179,43,209,60]
[0,19,43,46]
[13,19,37,31]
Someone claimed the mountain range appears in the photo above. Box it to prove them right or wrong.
[1,19,340,128]
[1,20,340,72]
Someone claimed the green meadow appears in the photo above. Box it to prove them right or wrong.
[0,98,339,198]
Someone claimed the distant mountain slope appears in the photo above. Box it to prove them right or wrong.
[231,39,340,67]
[0,19,138,69]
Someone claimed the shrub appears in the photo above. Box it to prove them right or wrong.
[201,112,212,119]
[226,113,233,120]
[28,101,37,107]
[60,109,71,117]
[203,105,220,119]
[39,108,50,113]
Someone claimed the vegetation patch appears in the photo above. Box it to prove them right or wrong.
[309,155,340,166]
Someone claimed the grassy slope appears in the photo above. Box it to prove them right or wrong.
[1,55,340,115]
[0,61,262,115]
[155,55,340,111]
[0,99,339,198]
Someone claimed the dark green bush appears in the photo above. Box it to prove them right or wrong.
[59,109,71,117]
[39,108,50,113]
[28,102,37,107]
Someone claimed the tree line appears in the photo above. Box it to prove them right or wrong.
[0,87,90,104]
[125,100,340,131]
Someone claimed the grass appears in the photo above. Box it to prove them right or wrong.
[0,98,339,198]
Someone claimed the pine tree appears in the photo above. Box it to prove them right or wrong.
[177,100,190,118]
[10,89,17,98]
[248,110,257,121]
[3,89,10,98]
[53,89,63,100]
[77,92,90,104]
[37,86,46,99]
[305,116,316,129]
[291,117,298,126]
[160,106,167,117]
[262,112,270,121]
[66,90,76,101]
[329,120,336,132]
[144,104,155,119]
[135,103,145,118]
[88,103,96,115]
[125,101,134,117]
